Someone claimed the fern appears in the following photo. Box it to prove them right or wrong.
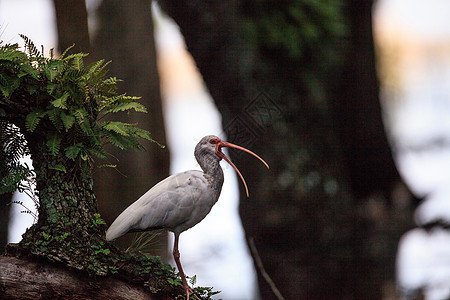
[59,44,75,59]
[47,108,64,132]
[25,109,46,132]
[50,92,69,109]
[103,101,147,114]
[1,36,161,175]
[49,164,67,173]
[19,34,42,58]
[0,44,26,61]
[0,164,34,194]
[46,132,62,156]
[60,112,75,132]
[102,121,132,136]
[64,143,82,160]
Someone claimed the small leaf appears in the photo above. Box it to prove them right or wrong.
[64,143,82,160]
[51,93,69,109]
[47,108,63,132]
[46,132,62,156]
[25,109,46,132]
[61,112,75,131]
[97,164,117,169]
[102,121,131,136]
[49,164,66,173]
[102,101,147,114]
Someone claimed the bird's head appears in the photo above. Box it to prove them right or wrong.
[195,135,269,197]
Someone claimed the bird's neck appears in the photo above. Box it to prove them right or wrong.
[198,156,224,197]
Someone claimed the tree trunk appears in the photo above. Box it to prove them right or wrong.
[53,0,91,54]
[0,253,154,300]
[329,0,415,298]
[0,193,11,249]
[161,1,414,299]
[92,0,169,257]
[161,1,355,299]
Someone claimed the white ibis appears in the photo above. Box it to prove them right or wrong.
[106,135,269,299]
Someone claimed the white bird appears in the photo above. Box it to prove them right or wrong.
[106,135,269,299]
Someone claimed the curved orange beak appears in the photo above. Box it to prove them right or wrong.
[215,139,269,197]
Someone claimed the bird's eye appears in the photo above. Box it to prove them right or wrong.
[209,139,217,144]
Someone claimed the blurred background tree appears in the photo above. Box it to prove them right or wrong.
[50,0,169,256]
[91,0,169,257]
[161,0,415,298]
[1,0,419,298]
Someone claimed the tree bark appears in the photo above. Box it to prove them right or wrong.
[0,193,11,249]
[92,0,169,257]
[161,1,414,299]
[0,254,155,300]
[161,1,355,299]
[53,0,91,54]
[329,1,415,298]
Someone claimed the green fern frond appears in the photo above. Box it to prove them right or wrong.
[25,109,46,132]
[73,108,93,135]
[44,60,63,82]
[128,126,154,143]
[73,108,88,121]
[86,59,105,74]
[59,44,75,59]
[0,73,20,98]
[102,121,132,136]
[101,77,121,92]
[47,108,63,132]
[97,94,141,112]
[103,131,142,150]
[51,92,69,109]
[46,132,62,156]
[66,69,87,81]
[62,52,89,64]
[64,143,82,160]
[18,64,40,80]
[0,44,26,61]
[60,112,75,132]
[103,101,147,114]
[97,164,117,169]
[0,164,34,194]
[19,34,42,58]
[49,164,67,173]
[73,53,87,70]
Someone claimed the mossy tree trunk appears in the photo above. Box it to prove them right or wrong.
[0,40,199,299]
[19,132,106,273]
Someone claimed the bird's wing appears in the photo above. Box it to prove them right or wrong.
[105,170,207,241]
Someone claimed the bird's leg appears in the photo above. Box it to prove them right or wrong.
[173,234,199,300]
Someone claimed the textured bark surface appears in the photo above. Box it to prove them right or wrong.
[0,255,155,300]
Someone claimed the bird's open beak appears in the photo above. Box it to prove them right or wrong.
[216,140,269,197]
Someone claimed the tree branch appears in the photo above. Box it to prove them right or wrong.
[0,254,156,300]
